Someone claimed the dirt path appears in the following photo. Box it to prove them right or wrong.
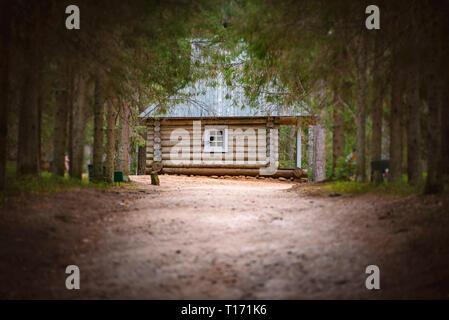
[1,175,448,299]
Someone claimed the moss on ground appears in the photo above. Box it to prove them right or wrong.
[322,180,424,198]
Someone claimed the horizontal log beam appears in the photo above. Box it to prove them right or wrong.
[147,143,265,148]
[147,161,269,168]
[159,167,307,178]
[145,117,315,125]
[150,155,268,161]
[152,133,265,139]
[158,125,267,131]
[146,146,266,154]
[159,118,269,125]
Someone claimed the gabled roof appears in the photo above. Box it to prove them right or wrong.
[139,80,309,119]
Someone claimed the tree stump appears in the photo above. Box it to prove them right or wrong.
[151,172,160,185]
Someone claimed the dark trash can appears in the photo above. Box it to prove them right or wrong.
[114,171,124,185]
[371,160,389,182]
[87,165,106,182]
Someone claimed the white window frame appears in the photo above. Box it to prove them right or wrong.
[204,125,228,153]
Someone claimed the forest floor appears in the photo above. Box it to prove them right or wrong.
[0,175,448,299]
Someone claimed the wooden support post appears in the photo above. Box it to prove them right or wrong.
[266,118,273,159]
[153,120,162,164]
[296,123,302,169]
[308,125,314,179]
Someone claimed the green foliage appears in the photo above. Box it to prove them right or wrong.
[325,161,333,179]
[324,181,375,195]
[279,125,296,168]
[333,156,355,181]
[279,160,295,168]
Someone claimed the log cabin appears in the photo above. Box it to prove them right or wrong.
[139,80,317,179]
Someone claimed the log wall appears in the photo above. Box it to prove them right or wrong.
[145,118,280,174]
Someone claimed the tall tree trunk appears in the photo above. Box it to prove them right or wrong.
[37,91,43,170]
[442,81,449,182]
[137,120,147,175]
[355,37,367,182]
[424,9,444,193]
[71,72,88,180]
[371,34,384,184]
[116,103,130,177]
[52,59,70,177]
[441,16,449,182]
[68,67,74,177]
[312,123,326,182]
[0,1,11,188]
[105,99,117,184]
[371,95,383,161]
[425,72,443,193]
[17,17,41,176]
[332,89,344,175]
[92,72,105,182]
[371,92,383,183]
[406,48,423,186]
[389,52,404,183]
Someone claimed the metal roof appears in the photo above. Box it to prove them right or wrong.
[139,80,309,118]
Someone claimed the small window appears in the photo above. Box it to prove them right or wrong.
[204,126,228,152]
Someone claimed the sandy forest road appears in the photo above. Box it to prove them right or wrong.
[1,175,448,299]
[55,175,449,299]
[70,175,378,299]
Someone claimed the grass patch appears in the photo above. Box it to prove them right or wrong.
[323,180,424,197]
[0,162,110,204]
